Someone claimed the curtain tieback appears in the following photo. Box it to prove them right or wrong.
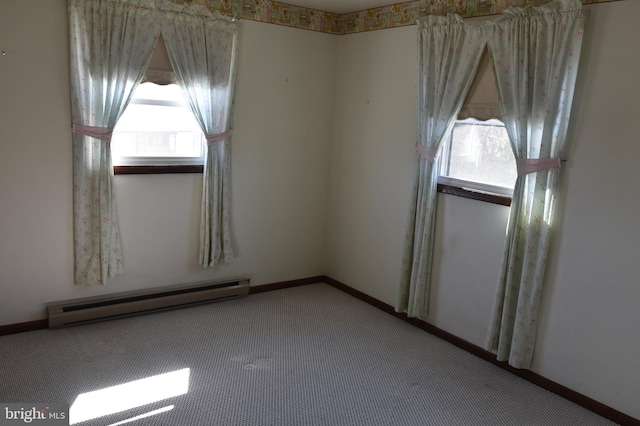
[206,130,233,145]
[516,158,562,176]
[72,124,113,142]
[416,144,438,162]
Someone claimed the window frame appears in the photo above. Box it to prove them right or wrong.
[436,117,514,206]
[111,83,206,174]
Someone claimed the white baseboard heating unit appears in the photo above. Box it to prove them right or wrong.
[47,277,250,328]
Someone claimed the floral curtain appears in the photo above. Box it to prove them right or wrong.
[160,2,239,267]
[396,15,486,319]
[485,0,586,368]
[69,0,160,285]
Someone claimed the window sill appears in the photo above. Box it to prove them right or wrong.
[114,165,203,175]
[437,183,511,207]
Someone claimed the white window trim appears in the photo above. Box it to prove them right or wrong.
[114,155,204,167]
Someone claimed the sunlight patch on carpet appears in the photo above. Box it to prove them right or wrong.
[69,368,189,424]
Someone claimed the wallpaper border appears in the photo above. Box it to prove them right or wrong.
[175,0,623,34]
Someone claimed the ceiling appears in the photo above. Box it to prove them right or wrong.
[281,0,398,14]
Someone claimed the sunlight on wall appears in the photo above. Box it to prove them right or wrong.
[69,368,190,424]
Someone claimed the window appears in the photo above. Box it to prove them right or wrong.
[111,82,205,168]
[438,118,516,200]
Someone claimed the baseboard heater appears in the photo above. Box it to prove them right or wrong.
[47,277,250,328]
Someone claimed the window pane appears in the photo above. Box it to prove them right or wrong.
[112,83,204,163]
[442,121,516,189]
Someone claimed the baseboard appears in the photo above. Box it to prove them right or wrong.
[0,319,48,337]
[248,276,324,294]
[321,275,639,426]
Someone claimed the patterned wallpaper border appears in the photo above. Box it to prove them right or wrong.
[174,0,624,34]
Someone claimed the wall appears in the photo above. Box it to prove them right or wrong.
[325,0,640,419]
[0,1,337,325]
[325,26,417,305]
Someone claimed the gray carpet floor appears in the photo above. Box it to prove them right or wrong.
[0,283,616,425]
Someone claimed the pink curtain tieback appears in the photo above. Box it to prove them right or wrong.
[516,157,562,176]
[206,130,233,145]
[72,124,113,142]
[416,144,439,162]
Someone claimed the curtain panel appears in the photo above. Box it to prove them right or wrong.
[396,15,486,319]
[159,2,239,267]
[69,0,160,285]
[485,0,586,369]
[69,0,239,285]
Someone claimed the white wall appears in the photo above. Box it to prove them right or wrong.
[325,26,418,306]
[0,1,336,325]
[325,1,640,419]
[0,0,74,323]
